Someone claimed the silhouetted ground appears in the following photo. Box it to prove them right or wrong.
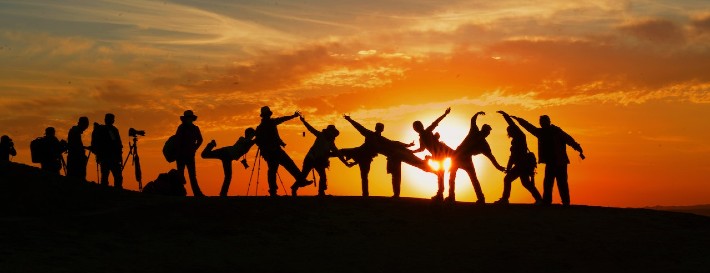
[1,161,709,273]
[650,204,710,217]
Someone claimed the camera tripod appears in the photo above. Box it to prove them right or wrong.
[245,148,289,196]
[122,135,143,191]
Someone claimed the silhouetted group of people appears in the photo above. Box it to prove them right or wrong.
[2,105,585,205]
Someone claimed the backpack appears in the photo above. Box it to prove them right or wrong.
[30,137,46,163]
[523,150,538,176]
[162,135,177,163]
[142,169,186,196]
[90,123,108,157]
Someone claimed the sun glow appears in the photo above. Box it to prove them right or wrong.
[401,113,490,198]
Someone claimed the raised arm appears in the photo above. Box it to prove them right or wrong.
[273,111,301,125]
[469,111,486,133]
[299,116,320,137]
[343,115,373,137]
[498,111,524,136]
[511,116,540,137]
[426,107,451,132]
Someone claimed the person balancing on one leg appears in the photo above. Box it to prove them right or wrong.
[201,128,257,196]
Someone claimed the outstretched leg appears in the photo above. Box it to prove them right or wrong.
[316,166,327,196]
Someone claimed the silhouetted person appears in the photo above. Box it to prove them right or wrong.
[255,106,310,197]
[343,115,427,198]
[0,135,16,161]
[292,116,353,196]
[512,115,584,206]
[411,107,454,201]
[175,110,204,197]
[40,127,66,174]
[449,111,506,204]
[92,113,123,188]
[494,111,542,205]
[201,128,256,196]
[338,121,384,197]
[66,117,90,181]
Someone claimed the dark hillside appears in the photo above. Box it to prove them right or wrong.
[1,162,709,273]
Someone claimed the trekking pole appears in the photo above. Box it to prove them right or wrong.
[311,169,317,188]
[60,155,67,176]
[276,171,288,196]
[246,148,260,196]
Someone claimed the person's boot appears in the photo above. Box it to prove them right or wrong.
[444,194,456,203]
[290,184,298,197]
[493,199,509,205]
[475,198,486,205]
[431,193,444,202]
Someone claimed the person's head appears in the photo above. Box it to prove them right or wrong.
[1,135,10,144]
[45,127,56,137]
[260,106,273,118]
[244,127,256,139]
[325,125,339,138]
[180,110,198,123]
[539,115,551,128]
[78,116,89,131]
[105,113,115,125]
[412,121,424,133]
[375,123,385,134]
[481,124,492,137]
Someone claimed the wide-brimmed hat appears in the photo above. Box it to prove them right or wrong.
[325,125,339,137]
[260,106,273,118]
[181,110,198,121]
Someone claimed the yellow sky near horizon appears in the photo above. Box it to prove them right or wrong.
[1,0,710,207]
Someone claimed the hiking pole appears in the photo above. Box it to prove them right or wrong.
[311,169,317,188]
[246,148,260,196]
[60,155,67,176]
[276,171,288,196]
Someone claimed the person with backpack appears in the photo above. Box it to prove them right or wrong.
[291,115,354,197]
[254,106,310,197]
[38,127,66,174]
[493,111,542,205]
[91,113,123,189]
[175,110,204,197]
[512,114,585,206]
[0,135,17,162]
[66,117,90,181]
[201,127,257,197]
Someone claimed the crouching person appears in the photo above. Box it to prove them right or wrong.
[201,128,256,196]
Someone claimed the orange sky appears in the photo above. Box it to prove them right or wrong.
[1,0,709,207]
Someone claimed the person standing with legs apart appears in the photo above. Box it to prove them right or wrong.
[201,128,257,196]
[92,114,123,188]
[494,111,542,205]
[292,115,353,196]
[67,117,90,181]
[448,111,506,204]
[254,106,310,197]
[512,114,585,206]
[175,110,204,197]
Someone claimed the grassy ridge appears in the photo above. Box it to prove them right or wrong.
[1,162,709,273]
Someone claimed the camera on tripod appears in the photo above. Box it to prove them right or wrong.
[129,128,146,137]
